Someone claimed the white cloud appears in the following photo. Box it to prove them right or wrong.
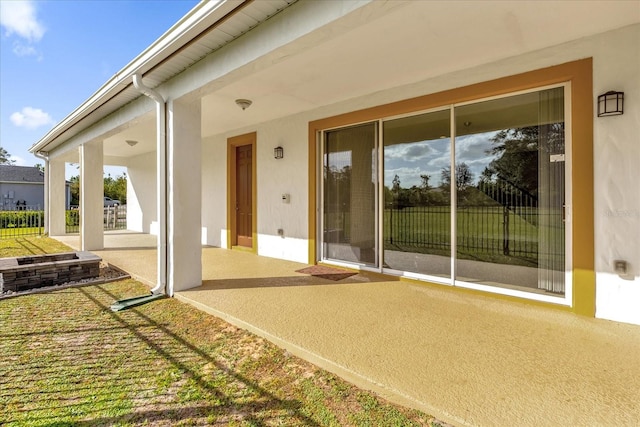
[1,0,45,58]
[0,0,45,42]
[12,41,37,56]
[10,107,54,129]
[385,141,434,162]
[10,155,26,166]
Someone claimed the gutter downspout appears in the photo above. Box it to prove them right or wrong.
[133,73,169,296]
[33,151,49,235]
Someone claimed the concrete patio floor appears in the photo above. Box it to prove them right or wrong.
[54,232,640,426]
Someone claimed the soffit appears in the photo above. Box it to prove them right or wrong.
[199,0,639,138]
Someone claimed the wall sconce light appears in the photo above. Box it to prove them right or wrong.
[126,140,138,147]
[235,99,252,110]
[597,91,624,117]
[274,146,284,159]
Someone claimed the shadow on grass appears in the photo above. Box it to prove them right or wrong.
[0,282,321,426]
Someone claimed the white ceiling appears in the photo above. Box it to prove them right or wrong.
[99,0,639,163]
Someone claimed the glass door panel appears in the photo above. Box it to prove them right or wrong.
[323,123,378,266]
[383,110,451,278]
[454,87,565,295]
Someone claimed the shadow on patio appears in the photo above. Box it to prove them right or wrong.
[52,232,640,426]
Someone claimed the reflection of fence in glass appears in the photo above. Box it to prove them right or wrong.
[383,178,564,267]
[384,206,544,265]
[65,206,127,234]
[0,206,43,238]
[323,204,351,244]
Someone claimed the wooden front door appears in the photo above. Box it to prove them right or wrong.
[235,144,253,248]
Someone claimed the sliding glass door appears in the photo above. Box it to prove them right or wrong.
[454,87,566,295]
[382,110,451,279]
[323,123,378,266]
[320,85,568,300]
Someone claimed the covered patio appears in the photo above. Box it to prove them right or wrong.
[53,232,640,426]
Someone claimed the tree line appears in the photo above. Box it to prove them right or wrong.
[69,173,127,206]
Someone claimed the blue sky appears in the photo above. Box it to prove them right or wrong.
[0,0,199,174]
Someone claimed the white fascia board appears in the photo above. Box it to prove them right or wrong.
[29,0,242,154]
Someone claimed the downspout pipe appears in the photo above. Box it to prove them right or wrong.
[33,151,49,235]
[133,73,169,296]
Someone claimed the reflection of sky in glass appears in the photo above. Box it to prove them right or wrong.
[384,131,499,188]
[326,150,351,171]
[454,132,499,184]
[384,138,449,188]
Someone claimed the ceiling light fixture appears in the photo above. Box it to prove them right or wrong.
[126,140,138,147]
[235,99,252,110]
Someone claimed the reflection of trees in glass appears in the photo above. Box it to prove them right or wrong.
[480,123,564,198]
[324,164,351,211]
[441,162,474,191]
[385,172,448,208]
[392,174,401,193]
[482,127,538,196]
[420,174,430,189]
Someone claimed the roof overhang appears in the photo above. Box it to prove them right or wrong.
[29,0,297,154]
[30,0,640,158]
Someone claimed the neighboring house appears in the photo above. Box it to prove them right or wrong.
[29,1,640,325]
[0,165,71,210]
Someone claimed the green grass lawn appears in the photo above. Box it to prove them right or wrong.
[0,237,440,426]
[0,227,44,239]
[0,236,72,258]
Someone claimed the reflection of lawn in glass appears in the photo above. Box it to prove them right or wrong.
[383,206,562,268]
[324,206,562,269]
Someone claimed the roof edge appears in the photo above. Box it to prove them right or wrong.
[29,0,245,154]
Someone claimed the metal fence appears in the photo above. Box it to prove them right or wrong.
[0,206,44,238]
[0,205,127,238]
[65,205,127,233]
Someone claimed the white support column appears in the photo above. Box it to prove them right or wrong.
[48,159,66,236]
[167,98,202,293]
[80,141,104,250]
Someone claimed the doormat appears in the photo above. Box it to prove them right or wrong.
[295,265,357,281]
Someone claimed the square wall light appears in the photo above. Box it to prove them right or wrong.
[597,91,624,117]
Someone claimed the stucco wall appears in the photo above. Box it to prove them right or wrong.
[591,26,640,325]
[200,24,639,323]
[201,135,228,248]
[201,116,309,262]
[126,151,157,233]
[254,118,309,261]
